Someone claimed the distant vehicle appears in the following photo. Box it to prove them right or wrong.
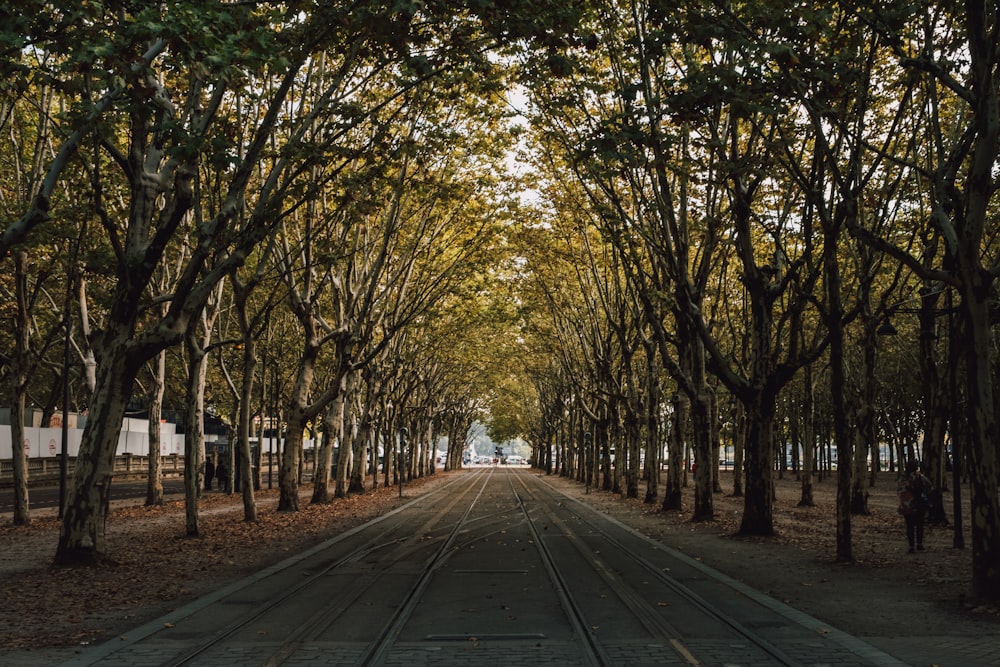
[506,455,526,465]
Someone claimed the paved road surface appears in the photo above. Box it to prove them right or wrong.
[0,479,188,515]
[57,467,914,667]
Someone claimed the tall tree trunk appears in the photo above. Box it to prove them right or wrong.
[409,418,421,481]
[643,348,660,504]
[732,403,745,498]
[560,413,571,478]
[423,418,435,476]
[330,374,352,499]
[738,388,777,535]
[183,336,209,537]
[145,348,166,506]
[798,363,816,507]
[55,346,138,564]
[942,0,999,600]
[849,410,870,515]
[353,373,376,491]
[413,418,423,479]
[850,319,878,515]
[573,410,584,483]
[9,249,32,526]
[690,331,715,521]
[825,217,852,562]
[383,411,395,489]
[9,378,31,527]
[279,343,318,511]
[626,408,641,499]
[662,392,687,511]
[919,287,949,522]
[312,414,336,504]
[599,417,613,492]
[788,394,802,483]
[691,388,714,522]
[350,415,369,493]
[710,387,722,494]
[237,339,257,522]
[280,403,308,512]
[960,276,1000,599]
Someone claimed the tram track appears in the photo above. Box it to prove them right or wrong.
[66,467,900,667]
[512,470,803,667]
[508,472,608,667]
[353,467,497,666]
[157,467,494,667]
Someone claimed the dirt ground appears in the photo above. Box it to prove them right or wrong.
[0,467,997,664]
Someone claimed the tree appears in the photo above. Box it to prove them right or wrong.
[849,0,1000,598]
[21,3,422,562]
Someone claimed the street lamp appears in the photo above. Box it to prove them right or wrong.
[876,318,898,336]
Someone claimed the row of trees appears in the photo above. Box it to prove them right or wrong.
[2,0,998,605]
[511,0,1000,601]
[0,1,573,564]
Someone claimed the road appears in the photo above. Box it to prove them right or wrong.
[0,471,295,516]
[0,478,191,516]
[60,467,906,667]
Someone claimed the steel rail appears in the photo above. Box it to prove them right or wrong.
[532,472,802,667]
[158,468,489,667]
[353,467,496,666]
[507,471,609,667]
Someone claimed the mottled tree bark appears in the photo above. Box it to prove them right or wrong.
[9,250,32,526]
[145,348,166,507]
[56,345,138,564]
[662,392,687,512]
[797,364,816,507]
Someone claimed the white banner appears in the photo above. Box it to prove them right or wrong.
[1,423,195,459]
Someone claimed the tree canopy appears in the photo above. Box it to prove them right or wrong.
[1,0,999,601]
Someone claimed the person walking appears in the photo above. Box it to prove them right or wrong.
[204,456,215,491]
[898,459,932,553]
[216,459,228,493]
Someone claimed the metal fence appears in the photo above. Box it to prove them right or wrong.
[0,454,185,488]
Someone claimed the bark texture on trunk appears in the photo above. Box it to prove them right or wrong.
[10,249,32,526]
[279,406,307,512]
[311,418,335,504]
[798,365,816,507]
[10,388,31,526]
[279,345,318,511]
[961,286,1000,599]
[55,350,136,564]
[237,341,258,522]
[145,349,166,507]
[738,391,776,536]
[662,392,687,511]
[691,389,714,522]
[333,372,356,499]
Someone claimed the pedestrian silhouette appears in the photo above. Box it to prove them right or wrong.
[898,459,932,553]
[205,457,215,491]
